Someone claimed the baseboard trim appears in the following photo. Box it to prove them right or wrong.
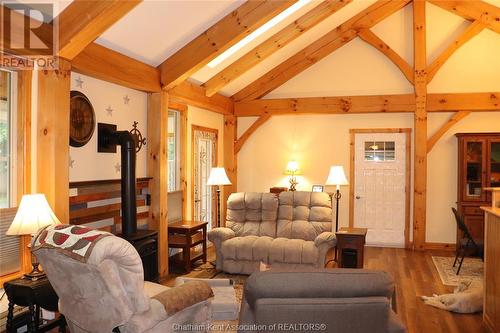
[424,242,456,251]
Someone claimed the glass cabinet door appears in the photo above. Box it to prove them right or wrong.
[464,140,485,201]
[489,140,500,188]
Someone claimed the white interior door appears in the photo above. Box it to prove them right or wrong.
[353,132,407,247]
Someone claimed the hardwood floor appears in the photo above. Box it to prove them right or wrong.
[164,246,486,333]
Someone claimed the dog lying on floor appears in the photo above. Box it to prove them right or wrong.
[421,280,483,313]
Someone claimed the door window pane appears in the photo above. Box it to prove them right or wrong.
[167,110,180,192]
[0,70,10,208]
[364,141,396,161]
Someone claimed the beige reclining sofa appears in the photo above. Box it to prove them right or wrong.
[208,191,336,274]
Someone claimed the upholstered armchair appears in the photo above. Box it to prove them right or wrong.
[33,228,213,333]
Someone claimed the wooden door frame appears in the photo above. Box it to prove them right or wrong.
[191,125,218,224]
[349,128,412,249]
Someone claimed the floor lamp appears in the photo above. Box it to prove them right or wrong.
[207,167,232,228]
[325,166,349,232]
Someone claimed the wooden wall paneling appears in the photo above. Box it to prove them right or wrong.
[223,115,237,227]
[72,43,161,92]
[147,91,169,277]
[234,114,271,153]
[427,111,471,153]
[57,0,141,59]
[36,60,71,223]
[203,0,352,96]
[232,0,411,102]
[357,28,414,84]
[426,20,486,83]
[413,0,428,251]
[159,0,297,90]
[428,0,500,35]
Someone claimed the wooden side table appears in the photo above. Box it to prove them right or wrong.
[168,220,208,272]
[3,277,66,332]
[335,227,368,268]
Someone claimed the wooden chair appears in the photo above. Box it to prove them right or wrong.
[451,207,484,275]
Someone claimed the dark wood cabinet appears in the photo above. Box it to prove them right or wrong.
[456,133,500,244]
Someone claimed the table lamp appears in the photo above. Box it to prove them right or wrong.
[325,166,349,232]
[6,194,61,280]
[284,160,301,191]
[207,167,232,228]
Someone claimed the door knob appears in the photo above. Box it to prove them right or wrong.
[356,196,361,199]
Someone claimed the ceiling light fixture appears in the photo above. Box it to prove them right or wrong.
[207,0,311,69]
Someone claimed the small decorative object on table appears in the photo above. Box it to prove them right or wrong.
[335,227,368,268]
[312,184,324,192]
[4,277,66,332]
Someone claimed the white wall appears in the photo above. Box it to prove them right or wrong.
[236,2,500,244]
[69,73,148,182]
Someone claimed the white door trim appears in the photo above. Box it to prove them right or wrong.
[349,128,412,249]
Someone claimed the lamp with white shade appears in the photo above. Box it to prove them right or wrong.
[284,160,301,191]
[207,167,232,228]
[6,194,61,280]
[325,166,349,232]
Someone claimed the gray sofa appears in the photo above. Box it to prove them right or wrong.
[208,191,336,274]
[239,269,406,333]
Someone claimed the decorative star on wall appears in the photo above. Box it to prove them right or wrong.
[123,95,130,105]
[75,76,83,88]
[69,157,75,168]
[114,162,121,173]
[106,106,113,116]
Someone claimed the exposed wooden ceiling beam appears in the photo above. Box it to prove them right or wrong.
[57,0,141,60]
[426,20,486,83]
[357,28,414,84]
[234,94,416,116]
[428,0,500,35]
[232,0,411,102]
[235,114,272,153]
[203,0,352,97]
[234,92,500,116]
[158,0,298,90]
[168,81,233,115]
[427,110,471,153]
[72,43,161,92]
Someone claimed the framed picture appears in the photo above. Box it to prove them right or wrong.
[312,185,324,192]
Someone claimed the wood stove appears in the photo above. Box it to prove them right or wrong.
[99,126,159,282]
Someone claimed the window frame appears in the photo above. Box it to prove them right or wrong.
[0,69,32,285]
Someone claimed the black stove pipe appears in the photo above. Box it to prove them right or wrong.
[104,130,137,236]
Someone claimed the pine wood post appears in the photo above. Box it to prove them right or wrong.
[147,91,169,277]
[223,114,237,227]
[36,60,71,223]
[413,0,427,251]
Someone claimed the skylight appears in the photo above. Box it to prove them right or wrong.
[207,0,311,69]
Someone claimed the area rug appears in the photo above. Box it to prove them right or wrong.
[432,256,483,286]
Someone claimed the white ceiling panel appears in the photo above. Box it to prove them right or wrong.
[96,0,244,67]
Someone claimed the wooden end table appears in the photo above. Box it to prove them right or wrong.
[3,276,66,332]
[168,220,208,272]
[335,227,368,268]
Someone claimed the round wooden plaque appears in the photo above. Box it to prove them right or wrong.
[70,90,95,147]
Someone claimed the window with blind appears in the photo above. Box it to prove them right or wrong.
[0,69,20,277]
